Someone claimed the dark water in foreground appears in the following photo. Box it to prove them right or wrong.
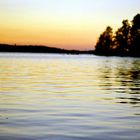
[0,53,140,140]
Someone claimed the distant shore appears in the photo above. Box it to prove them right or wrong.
[0,43,140,57]
[0,44,94,55]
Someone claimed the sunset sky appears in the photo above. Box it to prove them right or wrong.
[0,0,140,50]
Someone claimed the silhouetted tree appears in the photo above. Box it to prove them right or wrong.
[95,26,113,55]
[130,14,140,56]
[114,20,131,55]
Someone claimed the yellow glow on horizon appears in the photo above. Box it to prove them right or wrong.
[0,0,139,50]
[0,17,101,50]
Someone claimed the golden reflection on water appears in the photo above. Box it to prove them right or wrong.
[0,53,140,139]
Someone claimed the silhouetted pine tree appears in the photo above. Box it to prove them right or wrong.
[130,14,140,56]
[95,26,113,55]
[114,20,131,55]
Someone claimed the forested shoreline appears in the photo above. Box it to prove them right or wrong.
[94,14,140,57]
[0,44,93,55]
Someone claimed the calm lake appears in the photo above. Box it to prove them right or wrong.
[0,53,140,140]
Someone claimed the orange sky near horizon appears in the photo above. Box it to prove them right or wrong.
[0,0,140,50]
[0,19,99,50]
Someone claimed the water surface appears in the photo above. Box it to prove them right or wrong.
[0,53,140,140]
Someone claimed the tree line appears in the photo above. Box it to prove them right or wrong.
[0,44,93,54]
[95,14,140,57]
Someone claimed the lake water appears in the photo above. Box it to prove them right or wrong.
[0,53,140,140]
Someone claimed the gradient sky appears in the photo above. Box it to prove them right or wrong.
[0,0,140,50]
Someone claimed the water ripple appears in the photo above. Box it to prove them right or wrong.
[0,53,140,140]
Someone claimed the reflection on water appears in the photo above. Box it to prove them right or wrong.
[0,53,140,140]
